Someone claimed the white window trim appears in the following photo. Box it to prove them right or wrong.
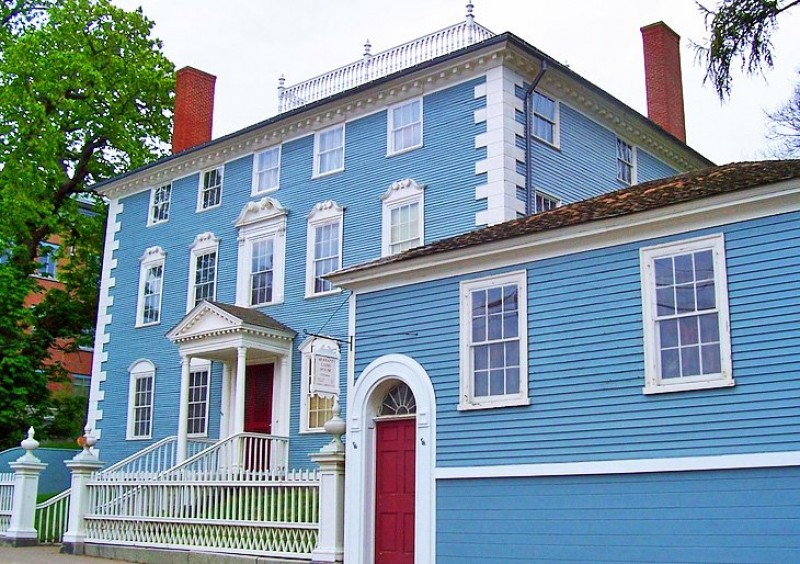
[147,183,172,226]
[459,270,529,410]
[616,138,637,185]
[127,359,155,440]
[387,97,423,156]
[197,167,223,212]
[305,201,344,298]
[531,91,560,149]
[186,232,220,312]
[533,188,561,212]
[234,196,288,307]
[640,234,734,395]
[187,358,211,438]
[251,145,281,196]
[298,336,340,434]
[313,124,345,178]
[136,246,166,327]
[380,178,425,257]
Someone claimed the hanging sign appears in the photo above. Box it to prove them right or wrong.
[311,350,339,396]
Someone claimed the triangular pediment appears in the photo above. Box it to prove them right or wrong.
[167,301,243,342]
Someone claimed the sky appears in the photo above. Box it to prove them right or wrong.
[112,0,800,165]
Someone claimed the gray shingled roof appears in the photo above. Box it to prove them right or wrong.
[332,160,800,278]
[209,301,296,336]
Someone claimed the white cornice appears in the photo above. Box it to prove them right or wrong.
[330,178,800,293]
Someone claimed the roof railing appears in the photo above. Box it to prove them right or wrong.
[277,14,494,113]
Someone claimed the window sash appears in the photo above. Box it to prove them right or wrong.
[255,148,280,192]
[193,251,217,307]
[187,369,210,436]
[132,373,153,437]
[389,202,421,254]
[151,184,171,223]
[617,139,633,184]
[532,92,556,144]
[312,222,340,294]
[201,169,222,209]
[316,127,344,174]
[250,238,274,305]
[142,264,163,324]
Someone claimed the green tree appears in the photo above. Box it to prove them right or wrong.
[0,0,174,448]
[697,0,800,100]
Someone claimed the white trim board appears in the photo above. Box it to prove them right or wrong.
[436,451,800,480]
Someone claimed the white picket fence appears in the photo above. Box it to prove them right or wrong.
[278,18,494,112]
[0,472,13,533]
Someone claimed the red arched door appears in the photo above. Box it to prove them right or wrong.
[375,417,415,564]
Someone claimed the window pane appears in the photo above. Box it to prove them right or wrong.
[489,370,505,396]
[506,368,520,394]
[699,313,720,343]
[661,348,680,379]
[658,319,679,349]
[696,280,716,310]
[681,345,701,377]
[675,285,696,313]
[674,254,694,284]
[474,345,489,371]
[656,287,675,317]
[474,370,489,397]
[694,250,714,280]
[679,316,699,345]
[654,257,673,287]
[702,344,721,374]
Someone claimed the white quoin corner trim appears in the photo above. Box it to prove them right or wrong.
[345,354,437,564]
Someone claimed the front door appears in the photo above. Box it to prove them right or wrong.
[244,363,274,434]
[375,417,416,564]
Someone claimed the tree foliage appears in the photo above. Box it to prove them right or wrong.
[696,0,800,99]
[0,0,174,448]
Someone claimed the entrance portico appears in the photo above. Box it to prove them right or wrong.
[167,300,296,462]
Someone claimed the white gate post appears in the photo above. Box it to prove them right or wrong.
[61,426,103,555]
[309,399,346,563]
[3,428,46,546]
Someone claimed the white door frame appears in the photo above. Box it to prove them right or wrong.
[345,354,436,564]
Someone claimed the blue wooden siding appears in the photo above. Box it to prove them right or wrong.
[514,85,678,206]
[437,466,800,563]
[96,77,485,465]
[355,210,800,466]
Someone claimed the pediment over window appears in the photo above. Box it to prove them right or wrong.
[167,300,295,344]
[234,196,287,228]
[380,178,426,204]
[307,200,344,222]
[140,245,165,263]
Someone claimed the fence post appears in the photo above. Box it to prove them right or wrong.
[309,399,346,563]
[3,428,46,546]
[61,426,103,555]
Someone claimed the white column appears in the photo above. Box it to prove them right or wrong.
[235,346,247,434]
[62,428,104,556]
[3,428,46,547]
[220,362,231,438]
[176,354,190,462]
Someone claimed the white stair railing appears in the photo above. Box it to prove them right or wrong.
[278,19,494,112]
[35,489,70,543]
[97,436,215,480]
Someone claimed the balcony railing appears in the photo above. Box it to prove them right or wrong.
[278,18,494,112]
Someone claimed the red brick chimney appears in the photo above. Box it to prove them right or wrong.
[172,66,216,154]
[641,22,686,142]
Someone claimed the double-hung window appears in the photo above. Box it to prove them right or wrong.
[616,138,635,185]
[128,360,155,439]
[187,360,211,436]
[388,98,422,154]
[187,232,219,311]
[306,201,344,297]
[532,92,558,146]
[36,242,58,279]
[149,183,172,225]
[137,246,166,326]
[640,234,733,394]
[460,271,529,409]
[253,146,280,194]
[235,196,287,307]
[199,167,223,210]
[314,125,344,176]
[381,179,425,256]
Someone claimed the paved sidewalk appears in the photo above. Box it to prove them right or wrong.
[0,545,124,563]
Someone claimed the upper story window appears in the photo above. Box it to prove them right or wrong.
[381,179,425,257]
[532,92,558,146]
[640,234,734,394]
[388,98,422,155]
[534,192,560,213]
[198,167,223,211]
[460,270,529,410]
[36,242,58,279]
[299,336,339,433]
[137,246,165,327]
[127,360,155,439]
[148,183,172,226]
[187,232,219,312]
[253,146,281,195]
[616,138,635,185]
[187,359,211,437]
[306,201,344,297]
[314,125,344,177]
[235,197,287,307]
